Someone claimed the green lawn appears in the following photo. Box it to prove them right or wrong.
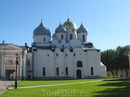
[1,79,130,97]
[18,79,104,87]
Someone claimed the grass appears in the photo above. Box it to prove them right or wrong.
[18,79,104,87]
[1,78,130,97]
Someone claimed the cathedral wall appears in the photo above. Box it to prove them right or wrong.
[55,49,65,77]
[55,33,66,42]
[73,48,86,78]
[77,33,87,42]
[34,35,50,42]
[69,39,82,48]
[87,50,100,77]
[100,66,106,77]
[33,49,56,77]
[64,49,74,77]
[52,40,58,47]
[66,29,77,41]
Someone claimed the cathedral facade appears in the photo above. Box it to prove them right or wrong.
[0,18,106,80]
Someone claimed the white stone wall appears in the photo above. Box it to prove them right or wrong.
[55,33,66,42]
[32,23,106,79]
[77,33,88,42]
[33,35,50,43]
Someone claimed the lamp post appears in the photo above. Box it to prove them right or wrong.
[15,54,19,89]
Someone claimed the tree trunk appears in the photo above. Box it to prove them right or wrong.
[116,70,118,78]
[121,69,123,78]
[125,68,128,78]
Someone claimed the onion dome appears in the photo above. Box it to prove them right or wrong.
[33,21,51,36]
[55,23,66,33]
[63,18,77,29]
[77,23,88,33]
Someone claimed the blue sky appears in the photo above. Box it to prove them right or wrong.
[0,0,130,51]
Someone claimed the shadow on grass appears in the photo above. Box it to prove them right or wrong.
[93,79,130,97]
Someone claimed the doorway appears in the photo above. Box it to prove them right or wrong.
[77,70,82,79]
[6,70,15,80]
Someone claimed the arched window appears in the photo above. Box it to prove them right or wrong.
[43,67,46,76]
[8,60,13,65]
[91,67,94,75]
[82,35,85,42]
[56,67,59,76]
[66,67,68,75]
[70,34,72,40]
[77,61,82,67]
[44,37,46,42]
[61,34,63,40]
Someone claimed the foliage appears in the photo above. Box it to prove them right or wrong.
[101,45,130,78]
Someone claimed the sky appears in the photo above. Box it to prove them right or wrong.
[0,0,130,51]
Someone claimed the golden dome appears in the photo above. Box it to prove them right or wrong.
[63,18,77,29]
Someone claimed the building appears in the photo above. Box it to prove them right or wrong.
[0,17,106,80]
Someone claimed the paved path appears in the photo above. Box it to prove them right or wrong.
[18,80,102,89]
[0,80,14,95]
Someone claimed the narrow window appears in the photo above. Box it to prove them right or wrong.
[74,53,75,56]
[82,35,85,42]
[43,67,46,76]
[66,53,67,57]
[47,54,49,57]
[56,67,59,76]
[91,67,94,75]
[77,61,82,67]
[61,34,63,39]
[70,34,72,40]
[27,60,30,66]
[56,53,58,57]
[66,67,68,75]
[44,37,46,42]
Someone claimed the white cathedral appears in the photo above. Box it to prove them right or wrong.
[0,17,106,80]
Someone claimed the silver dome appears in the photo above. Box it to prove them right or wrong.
[55,23,66,33]
[77,23,88,33]
[33,22,51,36]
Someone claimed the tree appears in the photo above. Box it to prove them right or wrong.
[101,45,130,78]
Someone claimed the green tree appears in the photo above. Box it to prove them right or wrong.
[101,45,130,78]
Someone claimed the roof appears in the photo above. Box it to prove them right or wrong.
[63,18,77,29]
[77,23,88,33]
[33,21,51,36]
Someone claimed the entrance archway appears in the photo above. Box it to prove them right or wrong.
[77,70,82,79]
[6,70,15,80]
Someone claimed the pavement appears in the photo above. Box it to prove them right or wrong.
[0,80,14,95]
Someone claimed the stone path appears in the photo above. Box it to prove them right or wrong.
[18,80,102,89]
[0,80,14,95]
